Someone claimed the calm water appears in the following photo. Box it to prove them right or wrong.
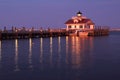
[0,32,120,80]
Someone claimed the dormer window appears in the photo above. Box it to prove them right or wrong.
[74,19,78,23]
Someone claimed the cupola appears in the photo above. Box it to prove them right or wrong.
[77,11,82,17]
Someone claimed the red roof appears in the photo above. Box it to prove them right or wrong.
[65,18,94,25]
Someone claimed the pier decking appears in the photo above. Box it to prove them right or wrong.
[88,28,109,36]
[0,28,68,40]
[0,27,109,40]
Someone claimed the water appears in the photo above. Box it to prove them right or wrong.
[0,32,120,80]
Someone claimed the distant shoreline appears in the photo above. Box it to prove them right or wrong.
[109,28,120,31]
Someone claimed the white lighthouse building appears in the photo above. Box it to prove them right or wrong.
[65,11,95,31]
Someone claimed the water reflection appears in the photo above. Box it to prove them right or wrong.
[29,38,33,69]
[29,37,93,69]
[0,36,94,71]
[72,36,81,68]
[66,36,69,64]
[66,36,93,69]
[50,37,53,65]
[14,39,20,71]
[40,37,43,63]
[89,37,93,52]
[58,36,61,53]
[57,36,61,67]
[0,40,2,67]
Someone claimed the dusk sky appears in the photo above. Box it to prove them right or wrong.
[0,0,120,29]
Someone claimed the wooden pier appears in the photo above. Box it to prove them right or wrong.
[0,27,109,40]
[0,29,68,40]
[88,28,109,36]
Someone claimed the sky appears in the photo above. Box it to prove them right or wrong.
[0,0,120,29]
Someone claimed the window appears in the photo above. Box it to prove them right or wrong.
[79,26,83,28]
[74,19,78,23]
[75,25,76,28]
[68,25,71,28]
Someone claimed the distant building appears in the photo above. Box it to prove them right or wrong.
[65,11,95,31]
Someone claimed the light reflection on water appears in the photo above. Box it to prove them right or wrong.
[0,40,1,61]
[50,37,53,65]
[14,39,20,71]
[57,36,61,67]
[0,36,94,71]
[0,32,120,80]
[40,37,43,64]
[28,38,33,69]
[66,36,93,69]
[66,36,69,64]
[0,36,94,80]
[0,40,1,68]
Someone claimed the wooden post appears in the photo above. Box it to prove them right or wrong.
[4,26,7,32]
[15,29,18,39]
[40,27,43,37]
[32,27,34,32]
[29,29,32,38]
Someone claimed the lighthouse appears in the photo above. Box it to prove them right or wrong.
[65,11,95,31]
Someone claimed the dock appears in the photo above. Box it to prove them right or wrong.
[0,26,109,40]
[88,27,109,36]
